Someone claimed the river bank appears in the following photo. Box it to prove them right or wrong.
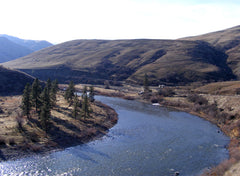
[91,82,240,176]
[0,92,118,162]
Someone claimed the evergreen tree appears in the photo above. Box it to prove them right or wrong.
[64,81,75,104]
[83,85,87,95]
[50,79,58,107]
[40,86,51,108]
[81,86,88,100]
[143,73,149,93]
[21,83,32,118]
[82,93,91,119]
[89,86,95,102]
[46,79,52,100]
[40,101,51,132]
[31,78,42,112]
[40,87,51,131]
[72,95,80,119]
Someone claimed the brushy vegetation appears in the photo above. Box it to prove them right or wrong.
[158,87,175,97]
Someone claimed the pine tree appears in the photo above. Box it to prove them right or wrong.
[40,87,51,131]
[89,86,95,102]
[82,93,91,119]
[83,85,87,95]
[46,79,52,94]
[50,79,58,107]
[72,95,80,119]
[31,78,42,112]
[41,87,51,108]
[64,81,75,104]
[143,73,149,93]
[40,102,51,132]
[81,86,88,100]
[21,83,32,118]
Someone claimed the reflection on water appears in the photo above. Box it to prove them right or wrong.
[0,96,229,176]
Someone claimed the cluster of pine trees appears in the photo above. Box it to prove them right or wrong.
[21,79,95,131]
[21,78,58,131]
[64,81,94,120]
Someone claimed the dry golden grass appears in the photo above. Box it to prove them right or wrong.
[195,81,240,95]
[3,39,234,85]
[0,92,117,161]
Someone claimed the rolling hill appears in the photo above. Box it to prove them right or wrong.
[0,35,52,63]
[0,37,33,63]
[0,34,53,51]
[182,25,240,79]
[3,39,235,85]
[0,66,35,95]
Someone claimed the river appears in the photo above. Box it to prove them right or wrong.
[0,96,229,176]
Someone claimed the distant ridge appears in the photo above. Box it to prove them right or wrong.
[3,38,235,85]
[0,34,53,51]
[0,34,53,63]
[0,37,33,63]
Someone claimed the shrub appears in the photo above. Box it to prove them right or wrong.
[158,88,175,97]
[104,80,110,89]
[150,97,158,103]
[187,94,208,105]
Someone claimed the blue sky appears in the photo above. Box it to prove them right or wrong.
[0,0,239,43]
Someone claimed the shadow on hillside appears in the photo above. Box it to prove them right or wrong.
[51,116,82,135]
[46,116,84,148]
[0,150,6,161]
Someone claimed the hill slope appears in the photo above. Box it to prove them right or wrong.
[182,25,240,78]
[3,39,234,85]
[0,37,33,63]
[0,35,53,63]
[0,34,53,51]
[0,65,35,95]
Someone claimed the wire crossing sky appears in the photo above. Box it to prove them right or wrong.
[0,0,239,44]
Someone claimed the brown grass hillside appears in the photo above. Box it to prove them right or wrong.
[182,25,240,79]
[3,39,234,85]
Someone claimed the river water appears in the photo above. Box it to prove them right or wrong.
[0,96,229,176]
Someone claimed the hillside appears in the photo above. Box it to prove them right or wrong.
[0,34,53,51]
[182,25,240,79]
[2,39,234,85]
[0,66,35,95]
[0,37,33,63]
[0,35,53,63]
